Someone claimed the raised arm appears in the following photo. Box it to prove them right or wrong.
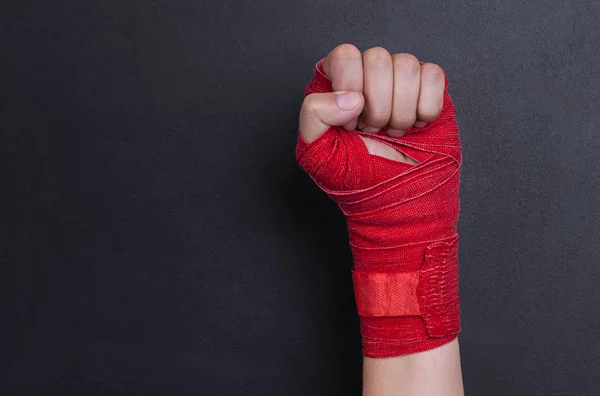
[296,44,465,395]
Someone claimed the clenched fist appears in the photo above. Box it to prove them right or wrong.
[299,44,447,164]
[295,44,462,358]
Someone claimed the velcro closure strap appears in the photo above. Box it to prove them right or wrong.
[418,235,460,336]
[352,270,421,316]
[352,234,461,338]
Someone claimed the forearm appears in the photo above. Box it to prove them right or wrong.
[296,45,466,394]
[363,338,464,396]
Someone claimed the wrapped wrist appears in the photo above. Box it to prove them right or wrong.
[297,57,463,358]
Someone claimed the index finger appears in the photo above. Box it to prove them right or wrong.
[323,44,364,130]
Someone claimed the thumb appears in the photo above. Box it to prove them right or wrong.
[299,91,364,143]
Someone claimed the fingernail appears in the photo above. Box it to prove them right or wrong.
[386,128,406,137]
[414,121,428,128]
[343,118,359,131]
[361,127,381,134]
[335,91,360,110]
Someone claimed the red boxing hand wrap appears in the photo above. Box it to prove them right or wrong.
[296,58,462,358]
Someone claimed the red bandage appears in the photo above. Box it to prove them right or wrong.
[296,58,462,358]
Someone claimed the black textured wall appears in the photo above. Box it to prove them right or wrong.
[2,1,599,395]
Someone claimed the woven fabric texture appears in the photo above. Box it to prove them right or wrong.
[296,58,462,358]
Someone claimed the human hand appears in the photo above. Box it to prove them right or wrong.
[299,44,447,164]
[295,44,462,358]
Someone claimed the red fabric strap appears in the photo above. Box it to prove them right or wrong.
[352,270,421,316]
[352,234,460,337]
[296,57,462,358]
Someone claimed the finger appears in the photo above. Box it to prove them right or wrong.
[299,91,365,143]
[323,44,363,131]
[358,47,393,133]
[387,53,420,137]
[416,63,445,125]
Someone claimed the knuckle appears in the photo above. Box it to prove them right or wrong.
[300,95,318,118]
[419,106,441,120]
[391,111,416,128]
[421,63,445,81]
[371,108,391,119]
[364,46,392,62]
[330,43,361,62]
[364,108,390,125]
[393,53,420,73]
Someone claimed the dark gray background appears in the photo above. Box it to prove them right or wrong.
[2,0,599,395]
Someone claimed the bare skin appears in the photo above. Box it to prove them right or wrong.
[298,44,465,396]
[363,339,464,396]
